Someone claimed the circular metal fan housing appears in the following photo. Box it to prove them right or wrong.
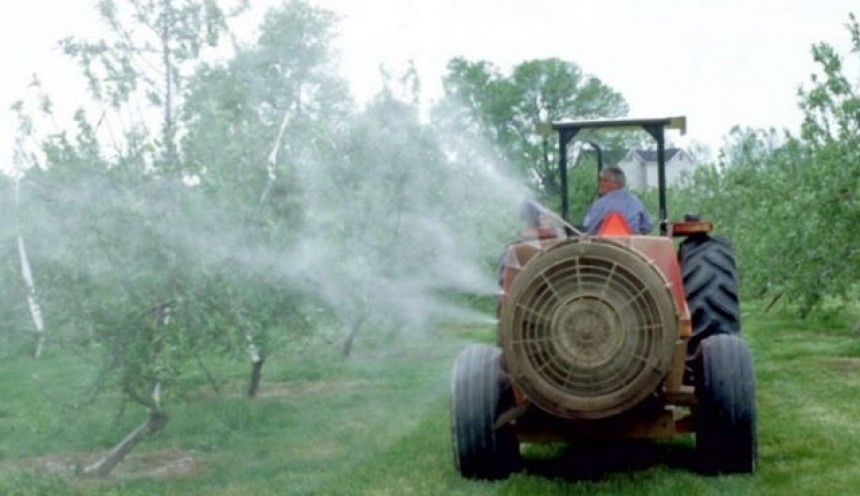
[500,238,678,419]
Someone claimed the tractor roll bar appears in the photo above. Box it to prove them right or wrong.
[551,116,686,236]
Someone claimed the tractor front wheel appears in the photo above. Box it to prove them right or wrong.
[695,334,757,474]
[450,344,521,479]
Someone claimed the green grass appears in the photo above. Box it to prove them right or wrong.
[2,305,860,495]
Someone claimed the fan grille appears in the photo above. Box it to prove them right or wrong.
[500,239,678,419]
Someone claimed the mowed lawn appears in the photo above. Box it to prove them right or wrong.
[2,303,860,495]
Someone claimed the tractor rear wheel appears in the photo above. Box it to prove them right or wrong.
[680,235,740,362]
[450,344,521,479]
[695,334,757,474]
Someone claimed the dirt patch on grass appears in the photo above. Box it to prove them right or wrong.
[0,448,198,480]
[111,448,197,479]
[255,379,374,399]
[197,378,378,399]
[351,346,455,362]
[294,439,342,461]
[823,357,860,373]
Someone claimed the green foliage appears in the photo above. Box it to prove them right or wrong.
[182,0,351,179]
[60,0,248,172]
[21,167,212,405]
[677,12,860,316]
[179,0,351,363]
[435,57,629,199]
[7,0,310,428]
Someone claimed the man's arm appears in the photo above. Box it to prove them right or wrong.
[639,212,653,234]
[583,199,606,234]
[638,201,654,234]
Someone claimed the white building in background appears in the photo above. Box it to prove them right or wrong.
[617,148,697,190]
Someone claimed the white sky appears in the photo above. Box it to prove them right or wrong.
[1,0,858,167]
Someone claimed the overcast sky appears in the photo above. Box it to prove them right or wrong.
[1,0,858,168]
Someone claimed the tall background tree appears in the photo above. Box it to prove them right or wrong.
[435,57,629,212]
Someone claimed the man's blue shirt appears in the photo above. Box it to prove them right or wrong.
[583,189,653,234]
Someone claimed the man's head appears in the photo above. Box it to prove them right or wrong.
[598,167,626,196]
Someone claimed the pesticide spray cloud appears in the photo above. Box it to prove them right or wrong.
[4,102,534,364]
[283,96,531,342]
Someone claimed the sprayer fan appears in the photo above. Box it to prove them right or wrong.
[500,238,678,419]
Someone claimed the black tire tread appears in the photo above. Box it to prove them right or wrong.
[695,334,757,474]
[450,344,521,480]
[680,235,741,354]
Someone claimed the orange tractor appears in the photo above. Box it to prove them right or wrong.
[450,117,756,478]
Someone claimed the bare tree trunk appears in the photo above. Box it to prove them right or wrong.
[18,235,45,358]
[763,291,784,314]
[194,352,221,395]
[82,408,169,477]
[15,179,46,358]
[232,307,266,398]
[160,0,178,168]
[247,350,265,398]
[82,381,168,477]
[342,317,365,358]
[259,97,292,206]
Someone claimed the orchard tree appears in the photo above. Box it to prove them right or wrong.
[296,76,447,356]
[787,12,860,314]
[16,0,249,477]
[181,0,352,392]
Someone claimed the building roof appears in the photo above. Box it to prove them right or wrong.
[631,148,682,162]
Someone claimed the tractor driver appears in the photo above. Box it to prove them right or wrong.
[583,167,653,234]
